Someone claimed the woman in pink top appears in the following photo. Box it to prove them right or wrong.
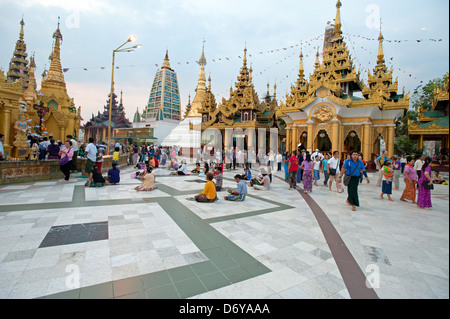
[300,153,314,194]
[400,157,417,204]
[59,141,74,181]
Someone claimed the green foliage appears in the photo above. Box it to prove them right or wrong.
[394,135,418,156]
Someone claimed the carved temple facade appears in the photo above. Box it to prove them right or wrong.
[0,18,82,160]
[278,0,409,160]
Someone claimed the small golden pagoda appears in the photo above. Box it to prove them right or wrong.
[37,19,82,142]
[278,0,409,160]
[199,47,280,150]
[408,73,449,153]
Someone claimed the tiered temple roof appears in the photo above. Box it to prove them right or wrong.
[200,47,278,130]
[84,90,131,129]
[7,19,30,91]
[279,0,409,115]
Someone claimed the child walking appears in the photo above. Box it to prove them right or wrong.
[380,161,394,202]
[313,156,321,186]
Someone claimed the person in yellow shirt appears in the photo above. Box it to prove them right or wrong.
[194,172,218,203]
[112,147,120,166]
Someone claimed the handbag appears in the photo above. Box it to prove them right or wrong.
[59,156,69,166]
[421,181,434,190]
[59,148,71,166]
[344,160,361,187]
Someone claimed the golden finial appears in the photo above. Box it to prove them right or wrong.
[315,48,320,69]
[334,0,343,38]
[243,46,247,67]
[19,16,25,41]
[299,49,305,78]
[273,82,277,98]
[162,50,171,69]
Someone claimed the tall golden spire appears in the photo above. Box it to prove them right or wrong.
[187,40,207,117]
[19,17,25,41]
[243,46,248,68]
[44,17,66,87]
[7,18,29,91]
[334,0,343,38]
[299,50,305,78]
[377,31,385,67]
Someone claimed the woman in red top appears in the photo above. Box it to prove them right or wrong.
[288,150,299,190]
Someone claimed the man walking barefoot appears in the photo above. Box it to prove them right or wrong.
[340,151,370,211]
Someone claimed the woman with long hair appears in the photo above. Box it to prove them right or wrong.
[417,157,433,210]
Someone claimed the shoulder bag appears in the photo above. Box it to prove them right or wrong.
[59,148,71,166]
[344,160,360,187]
[329,159,339,176]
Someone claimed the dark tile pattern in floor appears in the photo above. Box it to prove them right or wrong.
[39,222,109,248]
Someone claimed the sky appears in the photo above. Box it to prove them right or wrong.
[0,0,449,125]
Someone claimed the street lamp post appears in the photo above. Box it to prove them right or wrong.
[107,35,142,154]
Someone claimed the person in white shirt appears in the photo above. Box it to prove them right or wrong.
[312,149,324,161]
[276,151,283,171]
[85,137,97,176]
[327,151,342,193]
[414,155,425,179]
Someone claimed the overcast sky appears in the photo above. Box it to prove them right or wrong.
[0,0,448,124]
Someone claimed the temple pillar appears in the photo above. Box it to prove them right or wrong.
[417,135,424,152]
[247,128,256,150]
[339,124,345,156]
[387,125,395,156]
[59,127,66,142]
[286,127,292,153]
[331,119,340,153]
[306,120,314,153]
[291,125,298,152]
[362,123,371,160]
[1,109,12,150]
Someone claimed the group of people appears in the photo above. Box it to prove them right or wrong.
[396,155,445,210]
[284,149,346,195]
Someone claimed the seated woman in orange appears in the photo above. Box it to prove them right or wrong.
[194,172,218,203]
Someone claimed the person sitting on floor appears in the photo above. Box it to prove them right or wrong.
[85,164,106,188]
[432,171,448,185]
[135,166,158,191]
[224,174,248,201]
[172,161,188,176]
[250,172,271,191]
[194,172,218,203]
[191,162,201,174]
[106,162,120,185]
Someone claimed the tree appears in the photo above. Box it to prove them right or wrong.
[394,135,418,156]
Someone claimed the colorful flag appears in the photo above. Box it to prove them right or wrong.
[63,68,69,73]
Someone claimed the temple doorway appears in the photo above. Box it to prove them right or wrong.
[316,130,332,152]
[344,131,361,154]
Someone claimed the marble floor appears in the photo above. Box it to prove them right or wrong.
[0,162,448,299]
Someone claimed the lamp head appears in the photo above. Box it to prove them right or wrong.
[128,35,137,42]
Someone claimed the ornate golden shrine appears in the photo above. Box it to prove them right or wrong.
[408,73,449,152]
[197,47,281,150]
[0,18,82,154]
[278,0,409,159]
